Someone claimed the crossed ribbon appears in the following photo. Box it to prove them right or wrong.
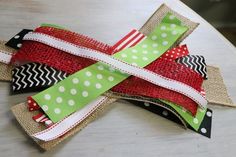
[0,11,213,145]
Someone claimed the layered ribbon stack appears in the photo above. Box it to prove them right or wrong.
[0,4,235,150]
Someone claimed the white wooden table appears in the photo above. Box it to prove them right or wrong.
[0,0,236,156]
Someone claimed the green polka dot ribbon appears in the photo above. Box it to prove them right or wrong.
[40,23,66,30]
[32,13,188,122]
[160,100,206,131]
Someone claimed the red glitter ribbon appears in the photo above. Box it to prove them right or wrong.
[12,27,203,115]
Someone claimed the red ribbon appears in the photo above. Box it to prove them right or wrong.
[13,27,203,115]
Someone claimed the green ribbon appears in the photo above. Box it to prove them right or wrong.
[33,13,188,122]
[161,100,206,131]
[40,23,66,30]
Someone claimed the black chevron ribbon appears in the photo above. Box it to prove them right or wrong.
[176,55,208,79]
[12,63,68,93]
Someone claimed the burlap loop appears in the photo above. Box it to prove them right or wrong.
[203,66,235,107]
[0,40,15,81]
[11,98,116,150]
[10,4,235,150]
[10,4,200,150]
[139,3,199,45]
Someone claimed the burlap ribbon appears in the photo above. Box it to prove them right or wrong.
[0,41,15,81]
[10,4,235,150]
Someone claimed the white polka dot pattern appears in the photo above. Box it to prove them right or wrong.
[31,12,189,122]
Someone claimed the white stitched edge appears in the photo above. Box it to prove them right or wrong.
[23,32,207,109]
[32,96,108,141]
[31,31,142,142]
[0,50,12,64]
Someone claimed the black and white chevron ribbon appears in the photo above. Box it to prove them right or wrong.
[12,63,68,92]
[176,55,208,79]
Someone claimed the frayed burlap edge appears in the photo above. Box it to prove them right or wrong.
[11,4,199,150]
[139,3,199,46]
[0,40,15,81]
[203,66,235,107]
[0,62,14,81]
[11,97,117,151]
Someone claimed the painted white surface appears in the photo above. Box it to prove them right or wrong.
[0,0,235,156]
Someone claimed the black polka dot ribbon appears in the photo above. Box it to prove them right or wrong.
[12,63,68,93]
[128,99,212,138]
[193,108,212,138]
[131,99,186,126]
[8,29,211,137]
[5,29,33,49]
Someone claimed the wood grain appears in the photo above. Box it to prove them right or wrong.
[0,0,236,156]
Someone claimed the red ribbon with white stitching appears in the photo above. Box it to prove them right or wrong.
[29,30,207,141]
[23,32,206,108]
